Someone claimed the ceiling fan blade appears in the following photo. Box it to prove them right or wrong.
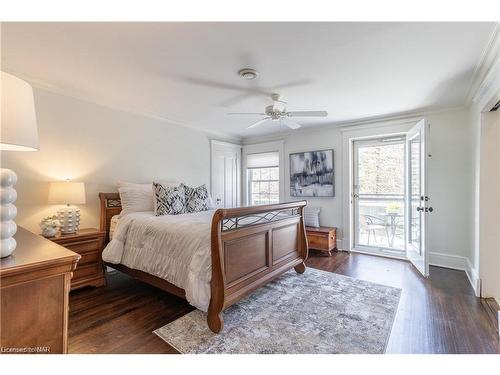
[287,111,328,117]
[247,117,271,129]
[227,112,266,115]
[280,117,301,130]
[273,79,314,90]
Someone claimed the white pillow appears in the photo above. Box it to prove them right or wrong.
[117,180,177,188]
[118,185,154,216]
[117,181,151,189]
[304,206,321,228]
[117,180,177,216]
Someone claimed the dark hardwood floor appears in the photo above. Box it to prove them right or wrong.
[68,251,500,354]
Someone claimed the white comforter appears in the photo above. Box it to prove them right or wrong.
[102,210,215,311]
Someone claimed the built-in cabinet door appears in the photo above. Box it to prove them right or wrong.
[211,141,241,208]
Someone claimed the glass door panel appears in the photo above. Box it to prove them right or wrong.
[353,138,406,254]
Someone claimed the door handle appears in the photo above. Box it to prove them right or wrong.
[417,206,433,212]
[216,198,221,203]
[353,193,359,198]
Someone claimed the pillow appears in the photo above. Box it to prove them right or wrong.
[118,185,154,216]
[117,181,151,189]
[153,182,186,215]
[182,184,211,213]
[304,206,321,228]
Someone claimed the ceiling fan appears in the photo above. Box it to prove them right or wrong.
[227,93,328,129]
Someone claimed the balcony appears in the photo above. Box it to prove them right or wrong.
[356,194,405,251]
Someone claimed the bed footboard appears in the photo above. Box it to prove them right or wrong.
[208,201,308,333]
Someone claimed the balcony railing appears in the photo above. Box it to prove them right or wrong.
[356,193,405,250]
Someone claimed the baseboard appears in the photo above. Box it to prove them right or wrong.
[429,251,466,270]
[465,258,481,297]
[337,238,346,252]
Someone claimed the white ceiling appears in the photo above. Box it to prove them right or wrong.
[1,22,496,139]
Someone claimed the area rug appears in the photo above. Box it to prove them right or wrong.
[154,268,401,354]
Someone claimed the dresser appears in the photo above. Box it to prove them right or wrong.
[305,226,337,256]
[0,227,80,354]
[47,229,106,290]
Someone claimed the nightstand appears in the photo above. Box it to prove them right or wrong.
[47,228,106,290]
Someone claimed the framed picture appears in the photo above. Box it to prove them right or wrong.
[289,149,334,197]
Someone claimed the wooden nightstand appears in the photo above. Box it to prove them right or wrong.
[306,226,337,256]
[47,228,106,290]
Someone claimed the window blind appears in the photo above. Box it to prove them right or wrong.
[246,152,279,168]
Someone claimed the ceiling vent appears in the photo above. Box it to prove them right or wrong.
[238,68,258,80]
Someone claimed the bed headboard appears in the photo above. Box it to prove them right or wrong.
[99,192,122,245]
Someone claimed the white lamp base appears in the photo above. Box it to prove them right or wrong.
[56,205,81,234]
[1,168,18,258]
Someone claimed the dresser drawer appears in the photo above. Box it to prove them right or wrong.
[78,250,99,266]
[73,263,100,280]
[48,229,106,290]
[64,239,100,254]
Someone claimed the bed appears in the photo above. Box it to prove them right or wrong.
[99,193,308,333]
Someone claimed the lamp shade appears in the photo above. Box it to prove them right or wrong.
[1,72,39,151]
[48,182,86,205]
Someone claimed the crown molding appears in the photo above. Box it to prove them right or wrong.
[2,68,242,144]
[466,23,500,105]
[241,105,464,145]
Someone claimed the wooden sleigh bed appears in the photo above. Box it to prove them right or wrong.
[99,193,309,333]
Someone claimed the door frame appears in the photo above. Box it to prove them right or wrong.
[340,118,421,256]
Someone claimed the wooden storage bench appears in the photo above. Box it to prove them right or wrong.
[306,226,337,256]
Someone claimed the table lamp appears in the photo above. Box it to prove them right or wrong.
[48,181,86,234]
[1,72,39,258]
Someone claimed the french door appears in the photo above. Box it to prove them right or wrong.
[351,119,431,277]
[406,119,430,277]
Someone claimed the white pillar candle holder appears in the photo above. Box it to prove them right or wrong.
[1,168,18,258]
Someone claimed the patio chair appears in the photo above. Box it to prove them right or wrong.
[363,214,390,245]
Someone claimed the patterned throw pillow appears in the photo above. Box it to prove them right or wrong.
[182,184,211,213]
[153,182,186,215]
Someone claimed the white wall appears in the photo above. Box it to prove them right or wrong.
[244,108,474,265]
[1,88,218,233]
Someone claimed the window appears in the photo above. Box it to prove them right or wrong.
[247,152,279,205]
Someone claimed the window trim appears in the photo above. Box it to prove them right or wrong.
[242,141,285,206]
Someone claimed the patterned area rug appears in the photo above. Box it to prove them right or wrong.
[154,268,401,354]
